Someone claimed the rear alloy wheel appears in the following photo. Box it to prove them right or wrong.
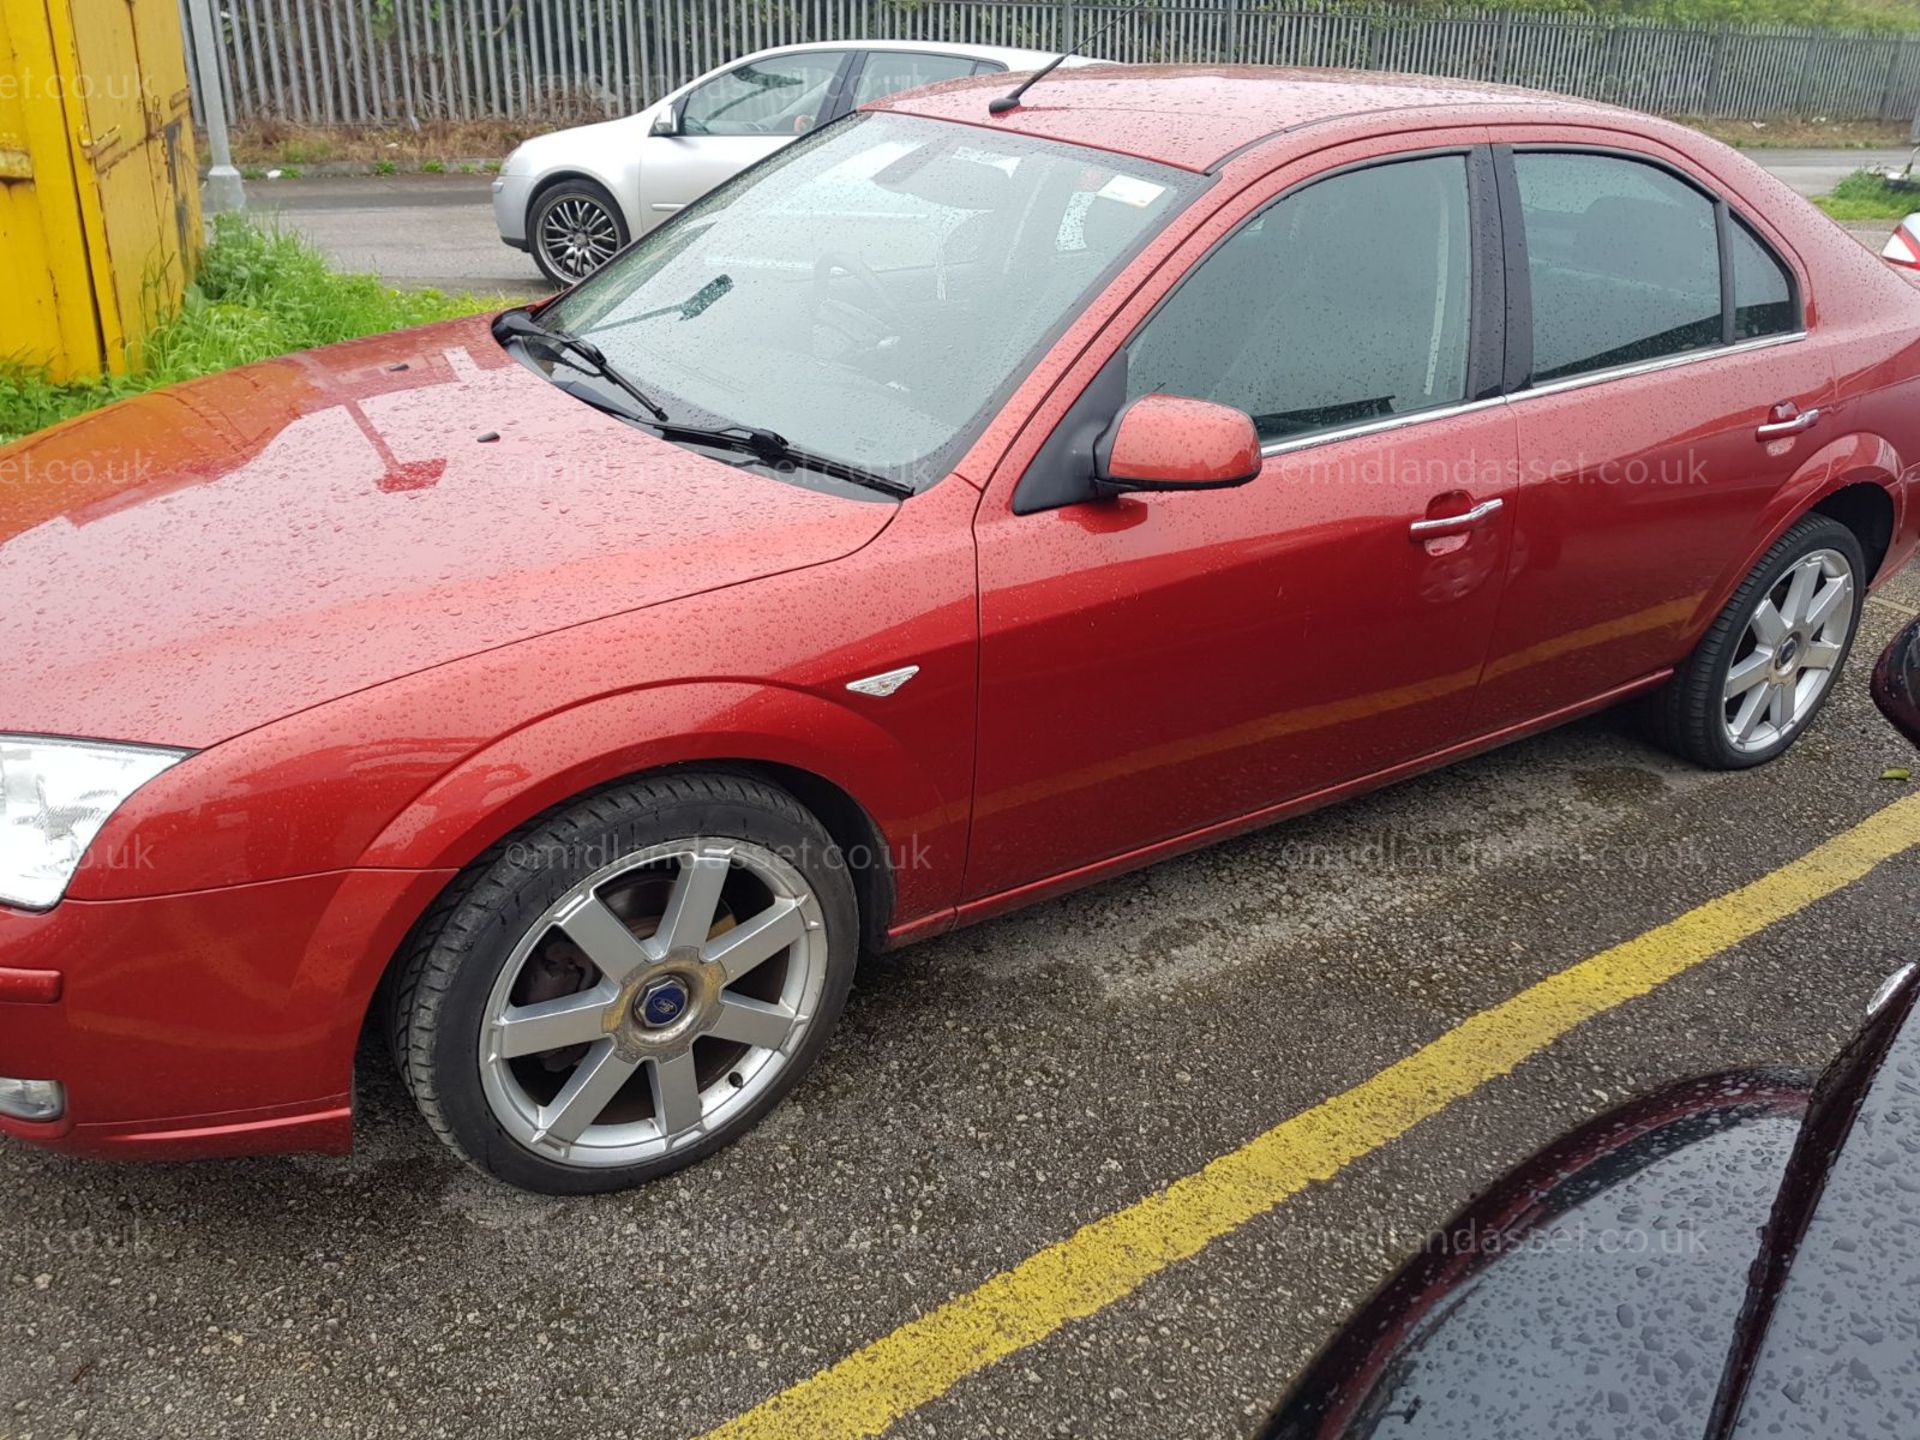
[1649,514,1866,769]
[392,773,857,1193]
[529,181,628,285]
[1720,547,1854,756]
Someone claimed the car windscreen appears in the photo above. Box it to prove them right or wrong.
[544,112,1205,491]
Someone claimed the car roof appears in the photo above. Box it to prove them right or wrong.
[873,63,1632,172]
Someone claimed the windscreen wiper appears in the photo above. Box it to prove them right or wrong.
[583,275,735,337]
[497,306,908,498]
[655,422,913,499]
[493,307,670,422]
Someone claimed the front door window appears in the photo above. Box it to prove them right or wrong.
[681,53,848,137]
[1126,154,1474,444]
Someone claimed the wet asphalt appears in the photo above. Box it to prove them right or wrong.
[3,557,1918,1438]
[260,175,554,298]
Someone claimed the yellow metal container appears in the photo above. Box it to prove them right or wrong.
[0,0,201,381]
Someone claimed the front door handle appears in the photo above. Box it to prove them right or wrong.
[1409,496,1503,539]
[1757,405,1822,440]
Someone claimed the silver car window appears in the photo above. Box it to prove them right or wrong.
[682,52,848,137]
[851,51,980,107]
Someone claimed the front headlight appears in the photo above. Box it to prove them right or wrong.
[0,736,191,910]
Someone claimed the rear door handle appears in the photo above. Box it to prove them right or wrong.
[1757,406,1821,440]
[1409,497,1503,539]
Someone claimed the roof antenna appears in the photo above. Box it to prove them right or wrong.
[988,4,1139,115]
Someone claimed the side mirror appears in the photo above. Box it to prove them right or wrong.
[1094,393,1262,495]
[1884,213,1920,269]
[649,105,678,138]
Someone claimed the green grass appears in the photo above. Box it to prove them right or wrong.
[1814,169,1920,221]
[421,159,446,174]
[0,213,503,445]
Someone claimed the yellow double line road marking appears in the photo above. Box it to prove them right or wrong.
[705,791,1920,1440]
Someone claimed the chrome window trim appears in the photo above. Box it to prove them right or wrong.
[1258,393,1508,458]
[1510,329,1807,404]
[1255,329,1808,460]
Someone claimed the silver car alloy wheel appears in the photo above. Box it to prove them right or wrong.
[478,839,829,1169]
[1722,547,1854,754]
[537,194,622,280]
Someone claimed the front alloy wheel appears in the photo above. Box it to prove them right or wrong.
[479,839,827,1168]
[530,182,629,284]
[392,773,858,1193]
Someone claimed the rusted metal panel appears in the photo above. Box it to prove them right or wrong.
[0,0,201,381]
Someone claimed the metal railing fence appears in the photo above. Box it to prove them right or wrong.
[179,0,1920,128]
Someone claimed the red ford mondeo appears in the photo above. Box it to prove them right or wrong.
[4,66,1918,1192]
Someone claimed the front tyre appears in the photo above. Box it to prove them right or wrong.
[528,179,629,285]
[1650,513,1866,769]
[392,773,858,1194]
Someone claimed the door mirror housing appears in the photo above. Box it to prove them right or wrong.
[1094,393,1263,495]
[649,105,679,138]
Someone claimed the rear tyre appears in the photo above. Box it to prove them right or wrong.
[389,772,858,1194]
[528,178,629,285]
[1648,514,1865,769]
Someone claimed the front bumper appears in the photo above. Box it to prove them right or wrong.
[492,171,535,250]
[0,866,452,1160]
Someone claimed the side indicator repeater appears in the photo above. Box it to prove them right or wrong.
[846,666,921,698]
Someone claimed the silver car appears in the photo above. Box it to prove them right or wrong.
[493,39,1066,285]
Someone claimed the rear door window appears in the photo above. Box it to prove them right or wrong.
[1513,152,1722,383]
[852,51,984,107]
[1730,218,1798,340]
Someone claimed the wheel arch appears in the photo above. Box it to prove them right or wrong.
[524,168,636,243]
[733,759,897,957]
[356,679,959,947]
[1810,480,1896,583]
[341,682,952,1118]
[1684,453,1903,650]
[353,760,893,1092]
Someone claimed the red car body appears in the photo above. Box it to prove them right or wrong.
[3,67,1918,1162]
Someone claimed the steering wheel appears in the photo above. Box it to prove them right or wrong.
[811,251,906,362]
